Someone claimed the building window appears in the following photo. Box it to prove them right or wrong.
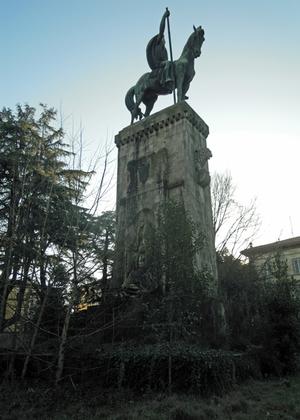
[292,258,300,274]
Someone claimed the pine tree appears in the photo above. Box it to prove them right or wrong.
[0,104,90,333]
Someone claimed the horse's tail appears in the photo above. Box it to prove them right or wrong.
[125,86,135,113]
[125,86,143,124]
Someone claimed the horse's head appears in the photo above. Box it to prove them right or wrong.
[189,25,205,58]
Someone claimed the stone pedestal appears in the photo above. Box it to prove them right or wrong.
[113,101,217,291]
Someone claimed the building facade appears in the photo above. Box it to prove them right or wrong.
[241,236,300,282]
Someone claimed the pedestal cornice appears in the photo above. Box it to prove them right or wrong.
[115,101,209,147]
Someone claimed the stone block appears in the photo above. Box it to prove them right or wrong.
[113,101,217,292]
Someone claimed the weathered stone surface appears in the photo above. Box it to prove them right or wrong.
[113,101,217,292]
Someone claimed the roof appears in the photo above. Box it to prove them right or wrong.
[241,236,300,257]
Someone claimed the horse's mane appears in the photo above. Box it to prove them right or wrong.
[182,27,203,55]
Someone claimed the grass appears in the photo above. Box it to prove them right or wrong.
[1,375,300,419]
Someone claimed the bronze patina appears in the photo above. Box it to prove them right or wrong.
[125,9,205,124]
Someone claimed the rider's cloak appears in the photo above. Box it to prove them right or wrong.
[146,34,168,70]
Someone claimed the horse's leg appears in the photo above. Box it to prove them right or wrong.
[182,80,190,100]
[143,95,157,117]
[177,80,183,102]
[133,90,144,123]
[175,64,185,102]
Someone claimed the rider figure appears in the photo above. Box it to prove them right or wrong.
[146,10,174,93]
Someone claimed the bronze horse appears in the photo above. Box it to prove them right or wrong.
[125,26,205,124]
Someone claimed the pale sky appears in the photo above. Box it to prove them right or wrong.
[1,0,300,248]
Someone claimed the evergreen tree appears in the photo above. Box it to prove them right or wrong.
[0,105,90,332]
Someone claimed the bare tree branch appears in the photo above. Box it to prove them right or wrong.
[211,171,261,256]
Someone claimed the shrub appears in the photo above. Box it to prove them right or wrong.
[259,275,300,375]
[96,343,261,396]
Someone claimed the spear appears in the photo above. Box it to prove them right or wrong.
[166,7,177,104]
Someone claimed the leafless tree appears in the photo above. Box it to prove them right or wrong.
[211,171,261,256]
[54,127,114,385]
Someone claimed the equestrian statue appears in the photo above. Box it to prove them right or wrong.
[125,9,205,124]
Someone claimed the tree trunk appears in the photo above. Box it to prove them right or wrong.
[102,230,109,288]
[55,250,78,385]
[0,163,21,331]
[21,287,50,379]
[55,303,71,386]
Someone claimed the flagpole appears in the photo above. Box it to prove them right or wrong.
[166,7,177,104]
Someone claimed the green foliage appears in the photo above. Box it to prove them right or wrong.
[129,200,218,345]
[0,104,78,330]
[218,250,300,375]
[258,255,300,375]
[148,200,205,292]
[97,343,260,396]
[33,286,66,341]
[2,375,300,419]
[0,104,116,383]
[2,102,299,393]
[0,105,89,290]
[89,211,116,289]
[218,252,263,350]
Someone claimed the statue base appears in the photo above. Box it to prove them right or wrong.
[113,101,217,294]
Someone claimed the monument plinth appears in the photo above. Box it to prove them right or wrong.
[113,101,217,291]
